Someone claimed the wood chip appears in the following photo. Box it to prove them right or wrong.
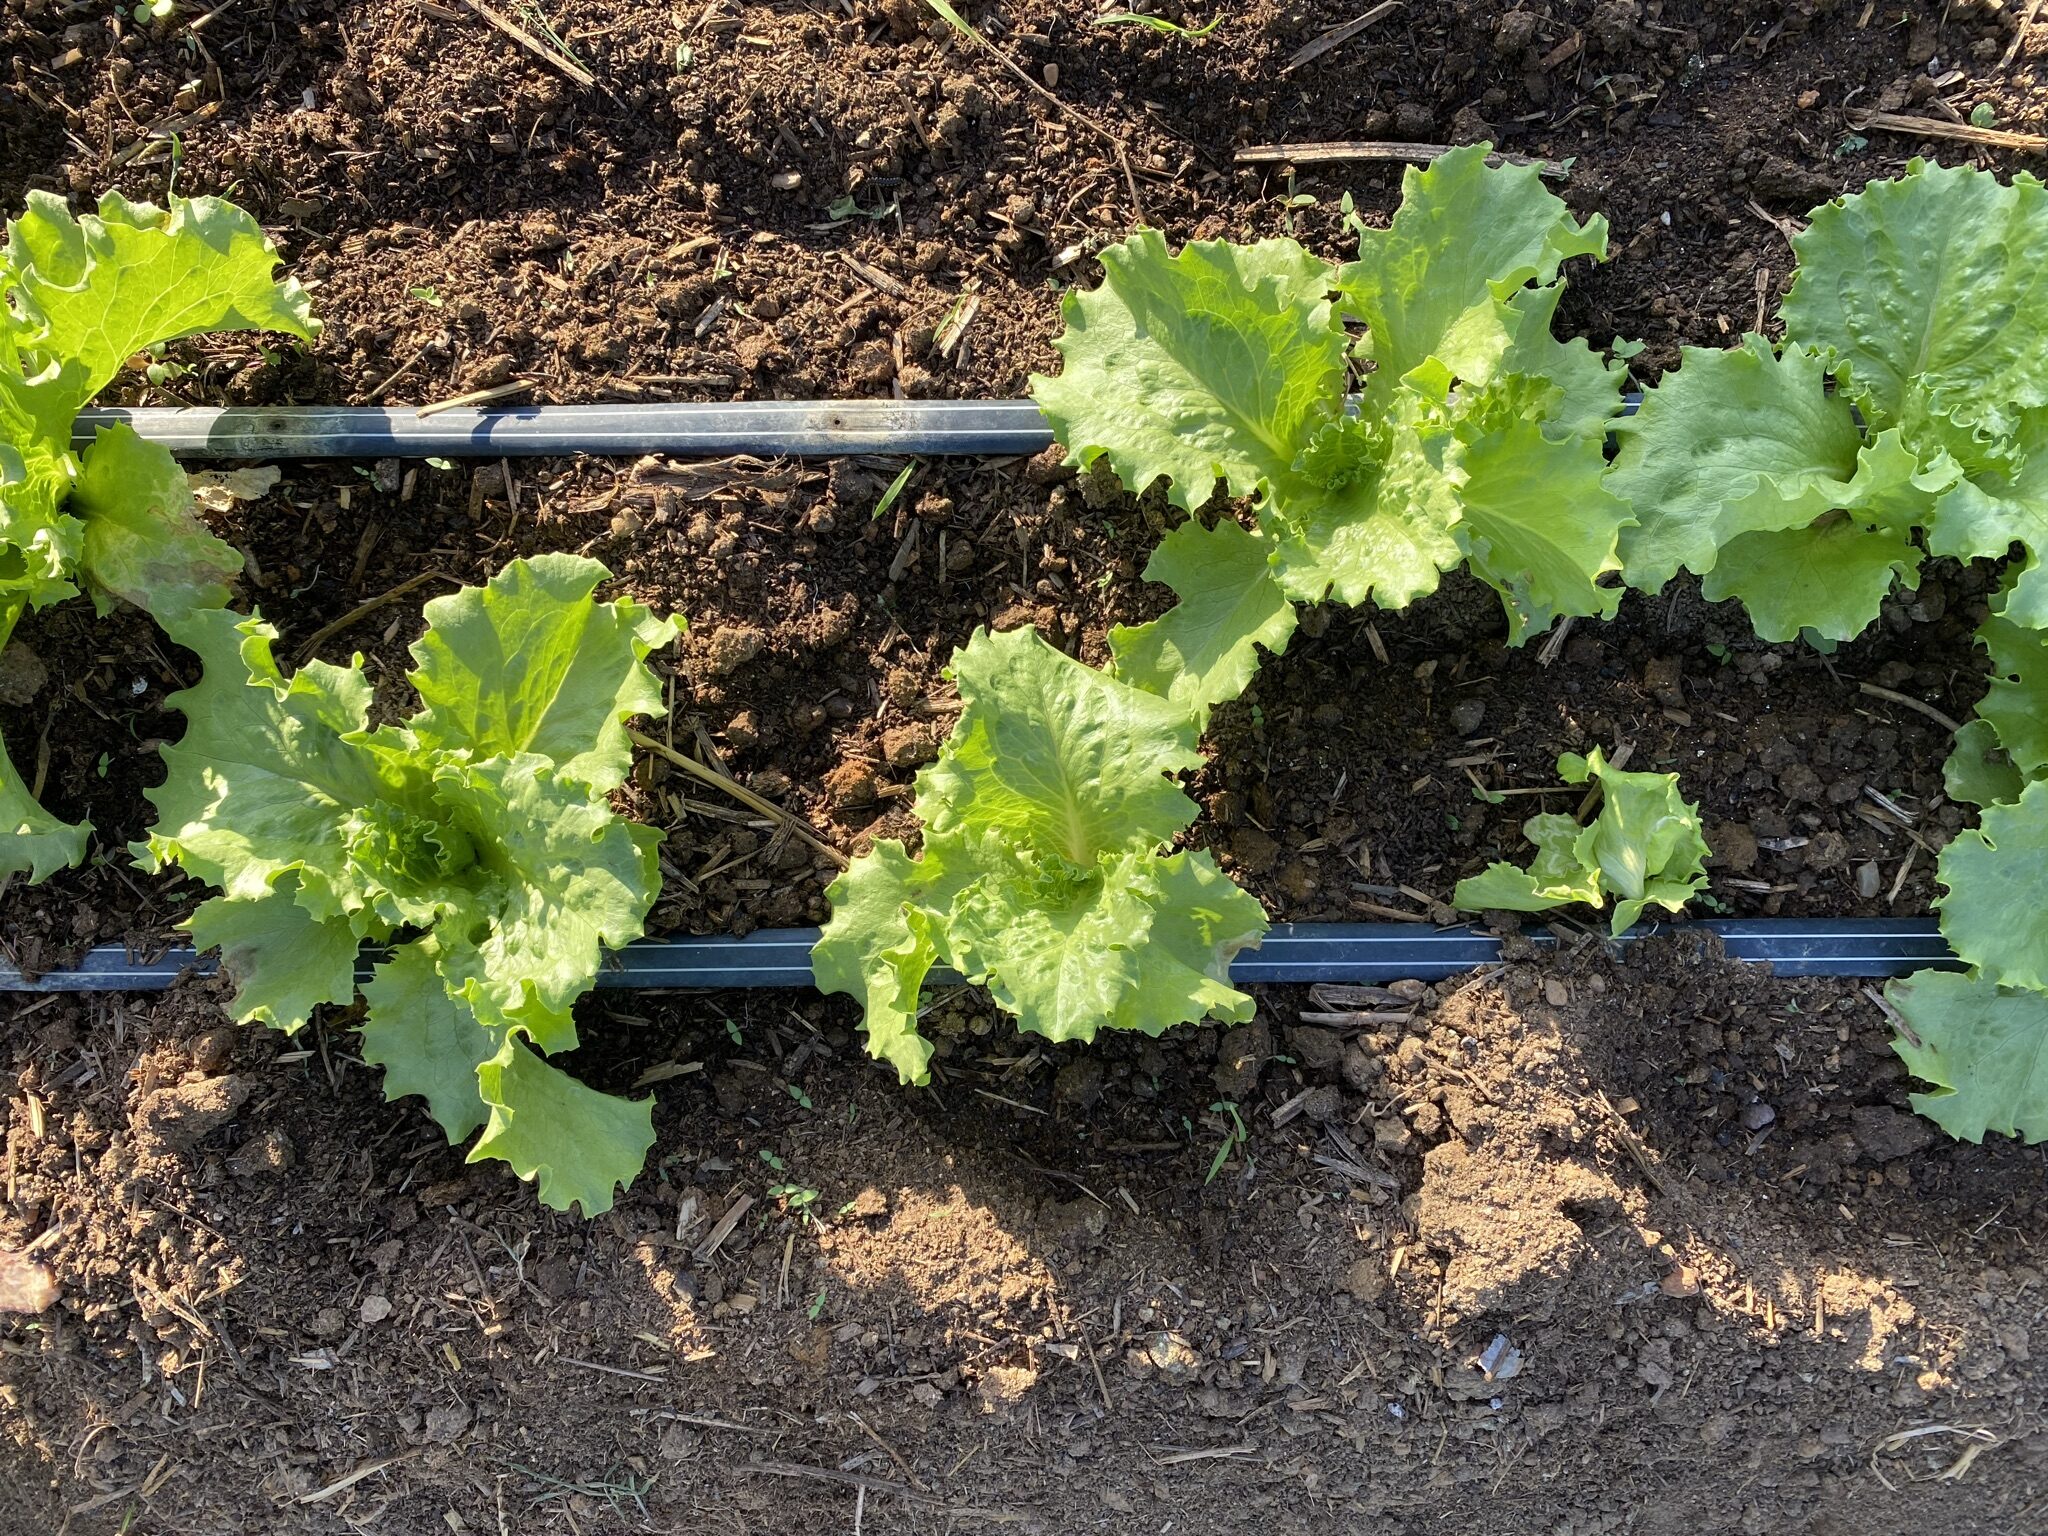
[839,252,910,300]
[692,1193,756,1262]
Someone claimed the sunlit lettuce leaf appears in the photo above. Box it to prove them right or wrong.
[813,627,1266,1081]
[1453,413,1628,645]
[1031,231,1340,509]
[1337,143,1608,393]
[143,558,677,1214]
[406,552,680,793]
[69,423,241,618]
[0,365,86,611]
[1884,968,2048,1144]
[4,188,318,399]
[186,881,358,1035]
[915,623,1204,863]
[1108,518,1297,713]
[1265,402,1465,609]
[1453,748,1707,936]
[1934,779,2048,991]
[470,1035,655,1219]
[1781,159,2048,440]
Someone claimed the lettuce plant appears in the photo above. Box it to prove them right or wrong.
[1032,145,1632,715]
[1,189,318,881]
[140,555,680,1215]
[1612,159,2048,641]
[812,624,1267,1080]
[1452,749,1708,937]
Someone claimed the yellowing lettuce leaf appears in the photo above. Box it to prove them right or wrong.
[143,555,679,1215]
[813,626,1265,1080]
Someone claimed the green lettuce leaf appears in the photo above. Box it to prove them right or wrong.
[1974,606,2048,775]
[4,189,318,399]
[406,553,679,792]
[470,1036,657,1219]
[1884,969,2048,1144]
[1453,748,1707,935]
[143,558,678,1214]
[1,186,317,883]
[1925,406,2048,628]
[1933,779,2048,991]
[1780,159,2048,440]
[1031,231,1340,509]
[916,623,1204,862]
[1701,511,1920,644]
[70,424,242,618]
[813,626,1266,1079]
[1943,718,2029,810]
[1108,518,1297,713]
[1337,143,1608,393]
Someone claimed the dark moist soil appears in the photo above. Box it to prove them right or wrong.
[3,938,2045,1535]
[0,0,2035,954]
[4,4,2048,1530]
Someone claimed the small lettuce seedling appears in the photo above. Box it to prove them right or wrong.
[140,554,679,1215]
[1453,749,1709,936]
[1,189,318,880]
[812,624,1267,1080]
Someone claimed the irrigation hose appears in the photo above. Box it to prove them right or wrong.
[0,918,1956,994]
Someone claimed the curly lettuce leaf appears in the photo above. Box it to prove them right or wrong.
[1453,748,1707,935]
[1926,406,2048,628]
[1265,401,1465,609]
[1031,231,1340,509]
[144,558,677,1214]
[470,1035,656,1218]
[406,552,679,793]
[0,366,86,610]
[1452,414,1628,644]
[4,189,318,399]
[1702,510,1920,644]
[186,882,359,1035]
[1781,159,2048,440]
[1337,143,1609,393]
[0,591,90,882]
[814,627,1266,1081]
[916,623,1204,863]
[69,424,241,618]
[1885,969,2048,1144]
[1934,779,2048,991]
[1108,518,1297,713]
[1974,606,2048,776]
[1944,718,2030,809]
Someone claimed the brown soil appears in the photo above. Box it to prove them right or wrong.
[3,938,2044,1535]
[4,2,2047,1530]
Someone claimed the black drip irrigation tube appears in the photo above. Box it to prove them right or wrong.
[36,398,1944,1001]
[0,920,1957,994]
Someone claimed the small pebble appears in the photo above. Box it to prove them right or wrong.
[1740,1101,1776,1132]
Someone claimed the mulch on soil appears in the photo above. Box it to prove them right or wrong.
[5,1,2048,1530]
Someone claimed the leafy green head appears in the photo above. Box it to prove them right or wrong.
[141,554,681,1215]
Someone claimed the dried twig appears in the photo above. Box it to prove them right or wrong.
[2002,0,2045,69]
[630,729,848,868]
[1235,140,1568,176]
[457,0,597,89]
[1848,109,2048,154]
[1282,2,1400,74]
[1856,682,1963,736]
[293,569,455,664]
[919,0,1122,148]
[416,379,534,418]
